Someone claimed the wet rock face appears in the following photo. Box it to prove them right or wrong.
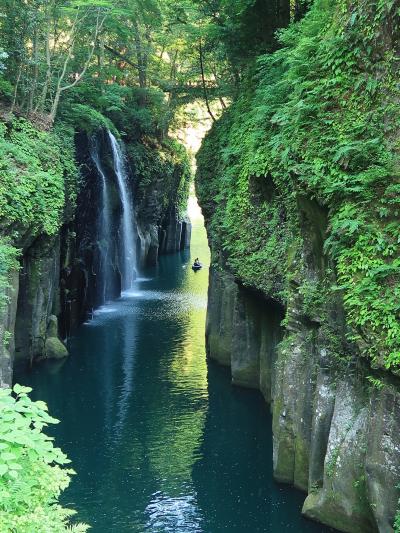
[60,129,191,335]
[0,270,19,387]
[44,315,68,359]
[206,263,400,533]
[158,209,191,256]
[206,266,283,394]
[302,379,374,533]
[14,235,64,366]
[137,210,191,268]
[365,386,400,532]
[135,175,191,268]
[0,232,70,381]
[60,130,123,336]
[206,267,237,367]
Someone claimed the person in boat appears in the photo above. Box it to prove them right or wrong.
[193,258,201,267]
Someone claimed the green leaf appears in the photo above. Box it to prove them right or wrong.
[13,384,32,395]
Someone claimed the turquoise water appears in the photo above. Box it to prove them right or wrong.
[14,218,332,533]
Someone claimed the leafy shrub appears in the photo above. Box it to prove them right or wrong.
[0,74,13,99]
[128,135,191,220]
[0,117,78,317]
[65,104,117,136]
[0,384,89,532]
[395,508,400,533]
[61,82,170,141]
[0,117,76,236]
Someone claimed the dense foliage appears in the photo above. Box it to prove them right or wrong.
[0,0,295,132]
[0,384,88,532]
[0,117,77,314]
[197,0,400,371]
[129,136,191,218]
[0,118,77,236]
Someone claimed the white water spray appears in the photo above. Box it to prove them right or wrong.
[91,140,112,303]
[108,131,137,290]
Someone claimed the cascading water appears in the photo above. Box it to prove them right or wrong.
[108,130,137,291]
[91,139,112,304]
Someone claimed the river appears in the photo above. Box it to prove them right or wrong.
[14,209,332,533]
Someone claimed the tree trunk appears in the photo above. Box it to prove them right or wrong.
[10,65,22,114]
[28,28,39,113]
[277,0,291,27]
[49,88,61,123]
[199,39,216,122]
[133,21,147,89]
[36,20,52,112]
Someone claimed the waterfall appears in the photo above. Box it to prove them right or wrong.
[108,131,137,290]
[91,139,112,304]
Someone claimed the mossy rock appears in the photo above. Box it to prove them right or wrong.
[45,337,68,359]
[46,315,58,338]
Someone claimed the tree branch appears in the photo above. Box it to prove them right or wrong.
[104,44,139,69]
[199,38,216,122]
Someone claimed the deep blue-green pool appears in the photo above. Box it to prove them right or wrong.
[14,219,332,532]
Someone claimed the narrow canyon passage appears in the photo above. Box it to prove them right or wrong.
[1,1,400,531]
[14,213,331,533]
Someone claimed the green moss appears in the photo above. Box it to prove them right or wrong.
[65,104,118,136]
[326,446,341,478]
[196,0,400,371]
[128,136,191,219]
[44,337,68,360]
[0,118,76,236]
[0,117,78,312]
[294,436,310,491]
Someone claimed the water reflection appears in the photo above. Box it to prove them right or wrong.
[144,492,203,532]
[14,208,333,532]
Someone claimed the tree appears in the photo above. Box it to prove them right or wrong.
[0,0,111,121]
[0,0,292,127]
[48,4,108,121]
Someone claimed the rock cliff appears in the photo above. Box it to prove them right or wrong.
[129,136,191,266]
[0,120,191,385]
[59,129,191,336]
[0,118,76,385]
[204,260,400,532]
[196,0,400,531]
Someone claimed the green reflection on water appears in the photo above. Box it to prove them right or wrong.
[147,206,210,495]
[13,200,333,533]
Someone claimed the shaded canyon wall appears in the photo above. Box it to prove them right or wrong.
[196,1,400,529]
[205,260,400,533]
[0,126,191,385]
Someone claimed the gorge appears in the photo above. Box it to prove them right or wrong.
[1,0,400,532]
[13,214,334,533]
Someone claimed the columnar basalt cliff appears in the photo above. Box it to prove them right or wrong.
[196,1,400,531]
[59,129,191,336]
[0,119,191,386]
[0,118,76,386]
[128,136,192,266]
[204,261,400,533]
